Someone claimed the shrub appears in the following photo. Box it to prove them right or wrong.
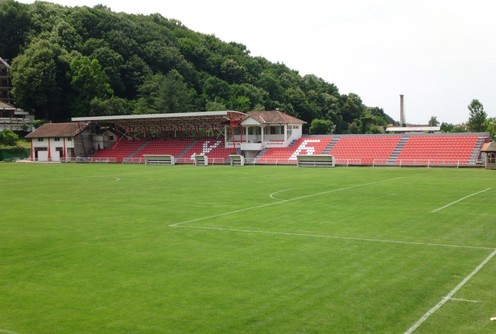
[0,129,19,146]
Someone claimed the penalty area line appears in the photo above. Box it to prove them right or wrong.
[404,248,496,334]
[169,177,405,227]
[432,187,491,213]
[171,225,494,251]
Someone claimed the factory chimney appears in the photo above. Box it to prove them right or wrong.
[400,94,405,127]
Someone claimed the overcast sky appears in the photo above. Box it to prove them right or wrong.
[18,0,496,124]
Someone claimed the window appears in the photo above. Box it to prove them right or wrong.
[54,137,60,141]
[248,127,260,135]
[37,138,44,142]
[67,137,72,141]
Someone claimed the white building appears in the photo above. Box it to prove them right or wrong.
[226,110,306,154]
[25,122,91,161]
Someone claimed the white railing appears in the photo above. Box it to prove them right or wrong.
[334,159,362,167]
[123,157,145,164]
[51,156,482,168]
[59,157,117,163]
[372,159,479,167]
[254,158,297,165]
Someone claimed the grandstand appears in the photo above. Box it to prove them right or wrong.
[328,135,401,166]
[256,137,333,165]
[23,111,490,167]
[394,134,484,166]
[87,134,489,168]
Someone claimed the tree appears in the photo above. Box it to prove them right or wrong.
[89,96,134,116]
[11,38,69,120]
[348,122,359,134]
[205,101,227,111]
[440,122,454,133]
[121,55,152,99]
[341,93,365,124]
[68,55,113,116]
[485,117,496,140]
[90,46,125,95]
[220,58,247,83]
[309,118,334,134]
[50,21,82,51]
[441,123,467,133]
[428,116,439,127]
[202,76,231,103]
[467,99,487,132]
[137,70,194,114]
[0,0,31,60]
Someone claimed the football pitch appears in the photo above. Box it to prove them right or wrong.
[1,163,495,333]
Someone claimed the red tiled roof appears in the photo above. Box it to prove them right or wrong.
[25,122,88,139]
[245,110,306,125]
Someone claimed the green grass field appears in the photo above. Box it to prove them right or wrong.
[1,163,495,334]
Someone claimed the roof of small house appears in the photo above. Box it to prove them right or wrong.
[0,101,16,110]
[25,122,89,139]
[481,141,496,152]
[245,110,306,125]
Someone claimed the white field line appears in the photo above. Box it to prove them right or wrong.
[171,225,494,251]
[404,248,496,334]
[269,188,294,201]
[448,297,483,303]
[0,329,18,334]
[438,212,496,218]
[170,177,405,227]
[432,188,491,213]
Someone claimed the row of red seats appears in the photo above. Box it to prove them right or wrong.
[91,135,483,165]
[397,136,478,162]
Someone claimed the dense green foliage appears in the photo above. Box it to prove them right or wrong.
[1,164,495,333]
[0,0,394,132]
[309,118,334,134]
[0,130,29,160]
[0,128,19,145]
[484,117,496,140]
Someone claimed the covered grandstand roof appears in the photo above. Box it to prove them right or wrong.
[25,122,89,138]
[71,111,246,133]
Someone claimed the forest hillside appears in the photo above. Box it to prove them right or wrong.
[0,0,396,133]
